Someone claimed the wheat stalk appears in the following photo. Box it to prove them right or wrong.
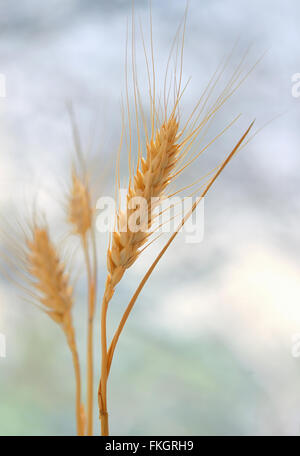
[66,98,99,435]
[98,113,182,434]
[26,225,85,436]
[96,4,260,432]
[67,166,97,436]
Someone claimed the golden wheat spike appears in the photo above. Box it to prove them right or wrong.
[98,114,181,437]
[27,226,73,321]
[26,224,85,436]
[106,115,180,292]
[68,171,92,237]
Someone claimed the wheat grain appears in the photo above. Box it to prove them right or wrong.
[106,114,180,295]
[68,171,92,238]
[26,224,85,436]
[27,226,73,322]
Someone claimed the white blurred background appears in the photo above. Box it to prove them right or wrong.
[0,0,300,436]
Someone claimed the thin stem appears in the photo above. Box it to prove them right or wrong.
[98,290,110,436]
[82,234,96,436]
[71,345,84,436]
[106,121,254,375]
[66,320,84,436]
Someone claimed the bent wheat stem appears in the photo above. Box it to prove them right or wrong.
[106,121,254,376]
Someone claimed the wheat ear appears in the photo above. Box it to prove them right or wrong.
[98,114,181,434]
[68,168,97,436]
[26,225,85,436]
[106,114,179,295]
[97,3,261,432]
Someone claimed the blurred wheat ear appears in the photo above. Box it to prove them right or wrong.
[66,104,98,436]
[25,223,85,436]
[67,170,97,436]
[68,171,92,237]
[1,101,100,436]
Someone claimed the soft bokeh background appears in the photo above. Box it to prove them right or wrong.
[1,0,300,436]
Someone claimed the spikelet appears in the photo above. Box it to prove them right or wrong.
[106,114,180,294]
[68,172,92,237]
[26,224,84,435]
[26,225,73,332]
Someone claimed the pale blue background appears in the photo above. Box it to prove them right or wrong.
[0,0,300,435]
